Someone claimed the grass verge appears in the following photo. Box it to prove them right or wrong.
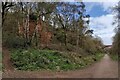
[109,54,118,61]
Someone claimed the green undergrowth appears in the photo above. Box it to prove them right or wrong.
[110,54,118,61]
[0,53,2,62]
[11,49,104,71]
[0,53,2,71]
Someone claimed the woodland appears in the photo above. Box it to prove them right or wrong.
[1,2,119,71]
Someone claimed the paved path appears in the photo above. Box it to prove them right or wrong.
[3,54,118,78]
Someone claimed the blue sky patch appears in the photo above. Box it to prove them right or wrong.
[84,2,117,45]
[85,2,109,17]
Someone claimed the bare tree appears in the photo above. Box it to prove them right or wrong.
[2,2,15,26]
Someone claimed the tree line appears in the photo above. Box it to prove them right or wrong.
[2,2,104,55]
[110,1,120,57]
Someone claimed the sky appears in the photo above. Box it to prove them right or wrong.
[84,2,118,45]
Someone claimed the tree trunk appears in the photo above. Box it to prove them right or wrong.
[64,27,67,46]
[76,27,80,53]
[24,6,30,47]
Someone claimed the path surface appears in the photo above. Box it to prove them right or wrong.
[92,54,118,78]
[3,53,118,78]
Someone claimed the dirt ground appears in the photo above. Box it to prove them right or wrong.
[2,48,118,78]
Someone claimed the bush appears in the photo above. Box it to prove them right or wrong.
[109,54,118,61]
[3,34,25,48]
[55,30,66,43]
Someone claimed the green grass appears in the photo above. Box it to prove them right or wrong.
[11,49,104,71]
[0,53,2,62]
[110,54,118,61]
[0,63,2,71]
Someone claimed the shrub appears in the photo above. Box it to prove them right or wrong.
[109,54,118,61]
[54,29,66,44]
[4,36,25,48]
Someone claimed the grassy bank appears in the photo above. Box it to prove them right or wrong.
[11,49,104,71]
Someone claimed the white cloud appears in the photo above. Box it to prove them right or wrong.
[85,2,118,13]
[99,2,118,12]
[90,14,116,45]
[85,2,100,13]
[85,2,118,45]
